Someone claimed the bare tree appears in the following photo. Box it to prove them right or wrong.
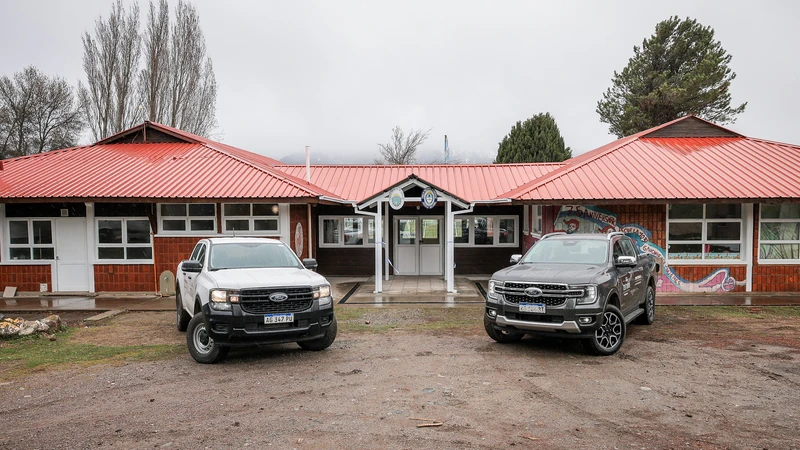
[78,0,141,141]
[164,0,217,135]
[375,126,431,164]
[139,0,170,124]
[0,66,83,158]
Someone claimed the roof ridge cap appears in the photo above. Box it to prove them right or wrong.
[496,134,641,199]
[201,142,340,199]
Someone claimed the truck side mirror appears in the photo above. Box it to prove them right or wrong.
[615,256,636,267]
[181,260,202,273]
[510,254,522,264]
[303,258,318,271]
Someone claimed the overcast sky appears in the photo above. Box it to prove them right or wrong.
[1,0,798,163]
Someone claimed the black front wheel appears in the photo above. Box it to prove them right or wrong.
[298,317,338,351]
[186,314,229,364]
[484,316,524,343]
[583,304,626,356]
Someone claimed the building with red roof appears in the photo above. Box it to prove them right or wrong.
[0,116,798,294]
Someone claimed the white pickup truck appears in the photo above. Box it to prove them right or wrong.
[176,237,337,363]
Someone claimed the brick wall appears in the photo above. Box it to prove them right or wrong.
[94,264,155,292]
[0,265,51,292]
[752,204,800,292]
[154,236,202,279]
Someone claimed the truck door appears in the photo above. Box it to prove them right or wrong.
[612,239,634,312]
[182,242,206,311]
[620,237,643,312]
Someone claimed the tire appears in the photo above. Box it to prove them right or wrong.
[636,285,656,325]
[298,317,338,351]
[176,289,191,332]
[484,316,524,343]
[186,314,229,364]
[583,304,626,356]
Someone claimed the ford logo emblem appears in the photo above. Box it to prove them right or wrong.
[524,287,543,297]
[269,292,289,302]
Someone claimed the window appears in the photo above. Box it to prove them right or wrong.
[667,204,743,261]
[159,203,216,234]
[759,203,800,262]
[7,219,54,260]
[453,216,518,246]
[97,219,153,261]
[319,216,375,247]
[222,203,279,234]
[531,205,542,236]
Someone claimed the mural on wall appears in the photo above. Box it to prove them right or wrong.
[553,205,745,293]
[294,222,304,259]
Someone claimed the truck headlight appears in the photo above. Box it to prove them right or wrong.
[575,285,598,305]
[209,289,239,311]
[487,280,502,303]
[314,285,332,307]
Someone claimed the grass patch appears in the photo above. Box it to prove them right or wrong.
[0,328,183,381]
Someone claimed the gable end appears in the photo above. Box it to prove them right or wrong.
[644,116,740,138]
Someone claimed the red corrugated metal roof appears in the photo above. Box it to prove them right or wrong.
[0,123,338,200]
[499,116,800,202]
[276,163,563,202]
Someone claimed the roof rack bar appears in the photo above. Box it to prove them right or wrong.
[606,231,625,239]
[540,231,567,240]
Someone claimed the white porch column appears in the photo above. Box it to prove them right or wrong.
[384,202,389,281]
[446,200,456,293]
[374,200,383,293]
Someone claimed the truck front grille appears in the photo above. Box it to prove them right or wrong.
[239,287,313,314]
[497,282,584,307]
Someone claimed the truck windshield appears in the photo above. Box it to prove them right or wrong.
[520,239,608,265]
[209,242,302,270]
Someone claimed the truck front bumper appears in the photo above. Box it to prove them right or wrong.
[485,297,603,338]
[202,300,335,347]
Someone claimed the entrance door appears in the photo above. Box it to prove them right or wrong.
[395,217,418,275]
[419,218,442,275]
[393,217,443,276]
[55,218,89,292]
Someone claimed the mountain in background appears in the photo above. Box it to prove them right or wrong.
[278,147,495,165]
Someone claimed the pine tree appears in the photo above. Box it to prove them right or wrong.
[597,16,747,138]
[494,112,571,163]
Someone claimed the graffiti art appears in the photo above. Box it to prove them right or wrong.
[553,205,744,293]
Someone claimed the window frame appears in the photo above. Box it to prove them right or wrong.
[666,204,745,264]
[96,217,154,263]
[758,203,800,264]
[5,218,55,261]
[156,203,217,235]
[318,216,375,248]
[221,203,281,236]
[453,215,518,247]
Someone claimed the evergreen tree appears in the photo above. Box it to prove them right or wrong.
[597,16,747,138]
[494,112,571,163]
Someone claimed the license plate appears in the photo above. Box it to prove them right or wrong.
[264,313,294,324]
[519,302,545,313]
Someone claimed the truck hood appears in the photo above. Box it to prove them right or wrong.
[492,263,604,285]
[208,267,328,290]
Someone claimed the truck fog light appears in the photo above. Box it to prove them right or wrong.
[487,309,497,318]
[579,316,592,324]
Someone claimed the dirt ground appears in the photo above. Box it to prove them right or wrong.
[1,306,799,450]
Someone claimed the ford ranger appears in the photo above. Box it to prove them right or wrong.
[484,232,658,356]
[176,237,336,363]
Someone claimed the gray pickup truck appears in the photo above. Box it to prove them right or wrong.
[484,232,659,355]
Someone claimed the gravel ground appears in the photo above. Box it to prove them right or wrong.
[0,307,799,449]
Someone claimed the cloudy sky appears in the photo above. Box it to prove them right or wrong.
[1,0,798,163]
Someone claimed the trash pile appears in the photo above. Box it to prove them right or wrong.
[0,314,64,338]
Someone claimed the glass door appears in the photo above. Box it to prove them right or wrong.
[419,218,443,275]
